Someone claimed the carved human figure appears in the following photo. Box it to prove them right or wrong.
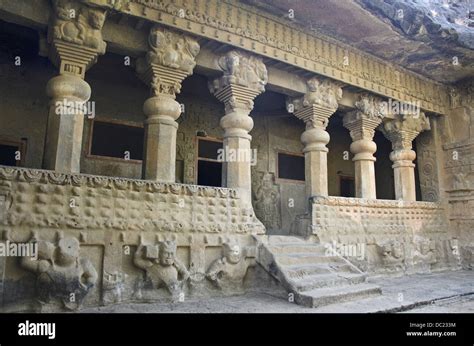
[134,240,189,295]
[206,243,253,290]
[412,238,436,267]
[453,171,467,190]
[449,88,461,109]
[253,173,281,230]
[381,241,405,270]
[20,236,97,310]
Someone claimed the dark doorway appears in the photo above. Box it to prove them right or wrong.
[0,143,19,166]
[339,176,355,197]
[197,137,222,187]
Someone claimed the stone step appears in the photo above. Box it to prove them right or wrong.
[274,252,347,266]
[258,234,381,309]
[267,244,327,255]
[288,272,367,291]
[281,263,333,278]
[295,283,382,308]
[280,263,360,279]
[261,235,308,245]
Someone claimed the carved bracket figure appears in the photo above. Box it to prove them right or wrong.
[20,235,97,311]
[206,242,256,290]
[378,240,405,272]
[253,172,281,230]
[133,240,189,297]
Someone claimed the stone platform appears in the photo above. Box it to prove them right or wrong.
[79,270,474,313]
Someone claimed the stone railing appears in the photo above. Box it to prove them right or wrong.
[311,196,448,239]
[0,166,265,235]
[309,196,459,274]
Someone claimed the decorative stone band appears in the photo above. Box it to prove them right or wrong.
[210,84,261,113]
[138,63,188,98]
[294,104,335,129]
[390,148,417,169]
[0,166,265,235]
[300,126,330,154]
[343,115,382,142]
[49,40,102,78]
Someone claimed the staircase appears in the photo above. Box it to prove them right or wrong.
[259,235,381,308]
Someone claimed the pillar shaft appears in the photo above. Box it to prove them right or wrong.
[390,148,417,201]
[354,156,376,198]
[44,75,91,173]
[301,124,330,198]
[142,94,181,181]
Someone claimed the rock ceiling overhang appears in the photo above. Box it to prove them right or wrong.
[86,0,451,115]
[242,0,474,85]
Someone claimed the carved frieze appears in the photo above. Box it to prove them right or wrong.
[107,0,449,113]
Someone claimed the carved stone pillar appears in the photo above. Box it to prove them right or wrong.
[137,26,200,182]
[343,94,386,199]
[44,0,107,173]
[382,113,431,201]
[209,50,268,206]
[290,77,342,201]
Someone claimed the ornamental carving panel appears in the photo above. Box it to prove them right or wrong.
[50,0,107,54]
[146,26,200,73]
[0,167,265,234]
[416,130,440,202]
[214,50,268,92]
[311,196,459,274]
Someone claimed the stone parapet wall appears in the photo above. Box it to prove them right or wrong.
[0,166,264,234]
[310,196,460,275]
[0,166,265,312]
